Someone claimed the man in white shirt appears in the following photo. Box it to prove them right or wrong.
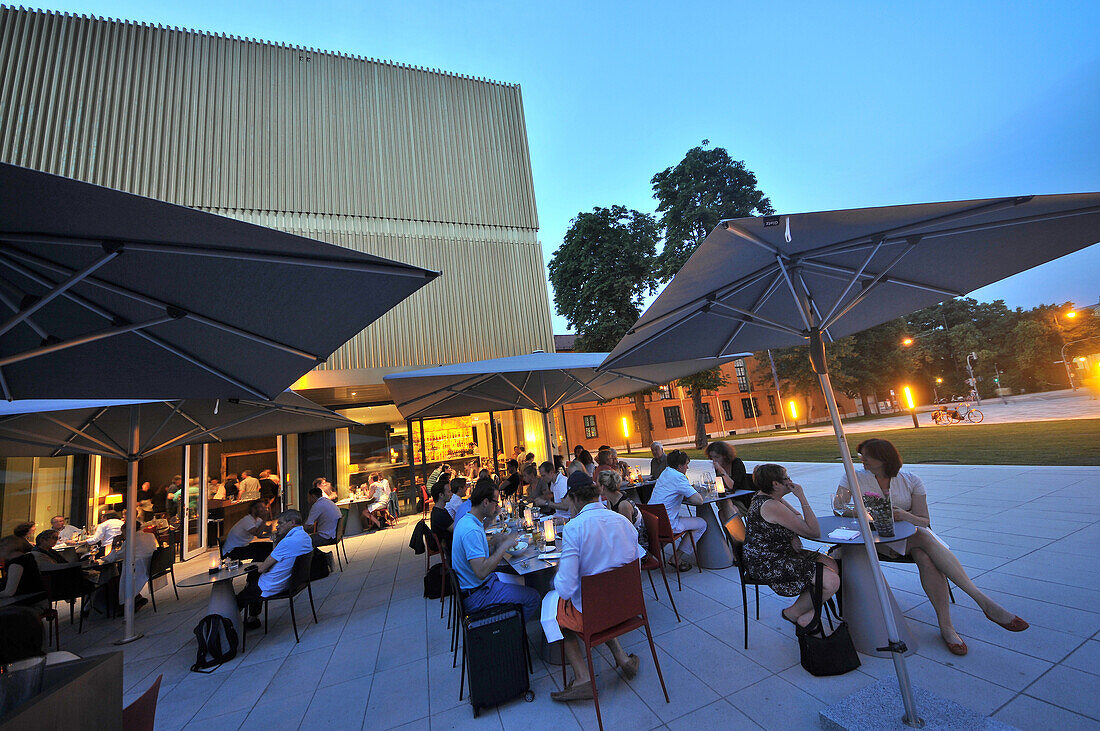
[236,509,314,629]
[237,470,262,501]
[304,486,342,546]
[451,477,472,524]
[85,511,124,551]
[50,515,81,543]
[551,475,644,702]
[443,474,463,519]
[221,501,273,561]
[647,449,706,571]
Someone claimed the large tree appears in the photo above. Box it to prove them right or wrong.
[760,338,858,425]
[651,141,775,280]
[678,368,729,450]
[547,205,661,446]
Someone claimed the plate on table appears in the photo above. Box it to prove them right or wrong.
[507,541,528,555]
[539,550,562,560]
[485,526,504,536]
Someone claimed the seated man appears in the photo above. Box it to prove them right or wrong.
[450,481,540,622]
[362,474,396,530]
[498,459,522,498]
[647,449,706,571]
[448,477,470,523]
[551,474,644,702]
[236,509,314,629]
[429,479,454,553]
[304,486,342,546]
[528,461,570,513]
[49,515,81,544]
[221,500,273,562]
[32,530,73,567]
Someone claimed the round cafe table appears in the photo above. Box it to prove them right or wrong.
[691,489,755,569]
[815,515,917,658]
[176,563,257,649]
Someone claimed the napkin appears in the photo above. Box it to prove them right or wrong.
[541,590,564,642]
[828,528,861,540]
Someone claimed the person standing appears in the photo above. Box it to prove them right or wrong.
[258,470,279,511]
[237,470,261,501]
[649,442,667,481]
[647,450,706,571]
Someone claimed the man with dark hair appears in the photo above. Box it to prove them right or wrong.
[304,486,341,547]
[430,479,454,552]
[499,459,522,498]
[236,509,313,629]
[551,470,644,701]
[450,482,540,621]
[427,463,451,493]
[222,500,274,561]
[648,449,706,571]
[223,473,239,501]
[529,461,568,513]
[450,477,471,523]
[11,522,34,553]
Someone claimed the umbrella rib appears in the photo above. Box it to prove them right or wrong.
[721,221,784,256]
[794,196,1034,260]
[0,430,113,458]
[0,369,10,400]
[559,370,610,403]
[392,374,497,412]
[821,242,919,330]
[707,307,806,337]
[139,401,189,455]
[799,259,963,298]
[0,315,177,368]
[0,246,119,339]
[133,330,270,399]
[716,272,785,356]
[141,409,273,457]
[775,256,815,330]
[602,310,703,370]
[818,240,884,327]
[707,301,804,336]
[49,406,110,458]
[493,374,545,411]
[794,269,833,342]
[0,281,49,339]
[0,247,324,363]
[0,232,438,279]
[36,415,128,458]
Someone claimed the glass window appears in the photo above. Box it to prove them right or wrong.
[663,406,684,429]
[0,456,76,537]
[583,415,598,439]
[658,385,673,400]
[734,359,750,393]
[767,394,778,415]
[698,402,713,424]
[721,400,733,421]
[741,398,761,419]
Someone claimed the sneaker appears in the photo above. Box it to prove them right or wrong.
[619,653,640,680]
[550,680,594,702]
[244,617,261,630]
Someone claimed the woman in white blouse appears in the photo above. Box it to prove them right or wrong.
[833,438,1028,657]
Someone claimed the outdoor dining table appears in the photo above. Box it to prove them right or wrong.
[814,515,918,658]
[176,563,257,650]
[691,489,755,569]
[336,496,372,536]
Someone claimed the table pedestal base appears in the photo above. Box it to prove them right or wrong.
[695,502,733,569]
[837,544,916,658]
[208,580,243,651]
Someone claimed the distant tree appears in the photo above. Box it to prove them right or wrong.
[835,319,917,412]
[762,338,858,425]
[547,205,661,447]
[651,141,775,280]
[677,368,729,450]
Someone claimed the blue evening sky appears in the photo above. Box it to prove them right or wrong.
[50,1,1100,333]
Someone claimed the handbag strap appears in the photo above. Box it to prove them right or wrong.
[805,561,826,636]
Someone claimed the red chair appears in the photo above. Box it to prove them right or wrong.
[639,511,680,622]
[561,561,669,731]
[419,484,434,518]
[637,504,701,590]
[122,674,163,731]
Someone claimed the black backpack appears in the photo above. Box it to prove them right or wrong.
[190,614,238,673]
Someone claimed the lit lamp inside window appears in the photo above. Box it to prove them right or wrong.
[104,493,123,506]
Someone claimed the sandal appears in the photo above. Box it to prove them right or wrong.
[667,557,692,572]
[781,608,800,626]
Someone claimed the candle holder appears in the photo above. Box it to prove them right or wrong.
[542,519,556,549]
[208,555,223,574]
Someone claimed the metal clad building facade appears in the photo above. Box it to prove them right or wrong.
[0,6,555,369]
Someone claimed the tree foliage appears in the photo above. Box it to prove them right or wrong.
[651,141,775,281]
[677,367,729,449]
[548,205,660,353]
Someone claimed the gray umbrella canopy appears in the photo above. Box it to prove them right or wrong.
[599,193,1100,724]
[0,162,439,400]
[603,193,1100,369]
[0,392,356,459]
[383,351,736,420]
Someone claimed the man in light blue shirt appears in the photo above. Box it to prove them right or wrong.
[305,487,342,546]
[236,509,314,629]
[450,481,540,622]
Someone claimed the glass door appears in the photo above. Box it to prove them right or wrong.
[180,445,207,560]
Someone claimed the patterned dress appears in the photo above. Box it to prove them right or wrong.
[742,493,817,597]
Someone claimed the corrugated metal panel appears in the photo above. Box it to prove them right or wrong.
[0,6,539,228]
[0,6,554,370]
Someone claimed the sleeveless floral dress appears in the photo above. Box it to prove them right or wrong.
[742,493,817,597]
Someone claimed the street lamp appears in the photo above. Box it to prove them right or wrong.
[1052,309,1079,390]
[788,400,800,433]
[903,386,919,428]
[901,337,914,347]
[934,377,943,402]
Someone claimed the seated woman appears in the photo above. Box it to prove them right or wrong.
[705,441,750,521]
[833,438,1028,656]
[0,536,48,612]
[361,473,396,530]
[743,464,839,627]
[32,529,73,567]
[596,470,647,552]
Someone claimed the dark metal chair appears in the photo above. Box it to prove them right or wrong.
[147,544,179,612]
[241,551,317,649]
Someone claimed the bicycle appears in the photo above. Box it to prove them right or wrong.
[930,402,983,425]
[958,403,984,423]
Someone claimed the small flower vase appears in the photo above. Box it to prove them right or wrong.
[863,493,894,537]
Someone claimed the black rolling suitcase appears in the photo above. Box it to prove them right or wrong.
[461,602,534,716]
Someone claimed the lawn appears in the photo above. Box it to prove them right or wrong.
[674,419,1100,466]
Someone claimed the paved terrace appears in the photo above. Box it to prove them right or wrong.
[62,463,1100,730]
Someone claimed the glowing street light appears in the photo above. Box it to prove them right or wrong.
[903,385,919,428]
[788,400,800,433]
[621,416,630,452]
[1065,310,1077,319]
[901,337,914,347]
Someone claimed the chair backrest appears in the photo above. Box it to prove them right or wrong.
[148,545,174,577]
[421,521,441,554]
[335,513,347,542]
[640,511,661,560]
[41,564,86,602]
[638,503,673,541]
[724,515,746,544]
[579,561,646,635]
[122,674,163,731]
[280,551,314,597]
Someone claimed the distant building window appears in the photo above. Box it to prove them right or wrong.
[721,400,733,421]
[734,359,750,393]
[663,406,684,429]
[658,385,673,400]
[583,415,598,439]
[698,402,713,424]
[767,394,778,415]
[741,397,761,419]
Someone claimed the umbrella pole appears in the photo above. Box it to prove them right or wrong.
[542,411,554,465]
[811,336,920,726]
[116,404,143,645]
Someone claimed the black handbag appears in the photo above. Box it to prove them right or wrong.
[795,562,861,676]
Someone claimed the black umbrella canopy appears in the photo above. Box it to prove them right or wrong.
[0,163,439,400]
[603,193,1100,369]
[0,392,356,460]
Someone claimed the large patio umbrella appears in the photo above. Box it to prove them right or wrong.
[0,392,356,641]
[383,351,736,460]
[601,193,1100,724]
[0,162,439,400]
[0,162,438,644]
